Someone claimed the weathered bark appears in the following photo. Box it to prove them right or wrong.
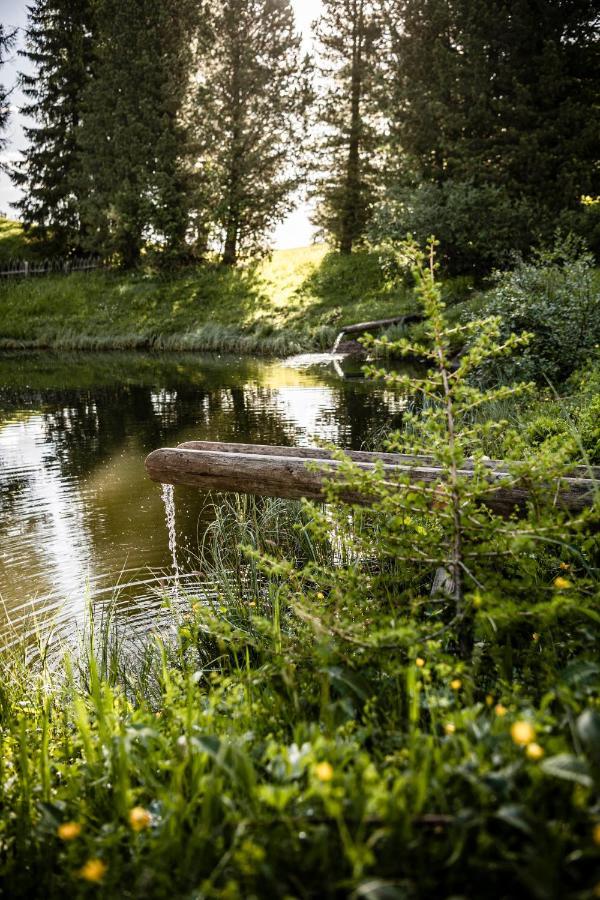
[176,441,599,479]
[145,444,598,515]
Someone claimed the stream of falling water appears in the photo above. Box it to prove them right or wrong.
[161,483,180,599]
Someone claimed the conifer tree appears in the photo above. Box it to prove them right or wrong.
[196,0,307,266]
[11,1,93,253]
[311,0,381,254]
[0,25,15,156]
[376,0,600,268]
[78,0,199,267]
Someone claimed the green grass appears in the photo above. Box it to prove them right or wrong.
[0,229,419,353]
[1,486,599,899]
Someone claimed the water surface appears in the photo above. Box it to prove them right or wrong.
[0,351,407,649]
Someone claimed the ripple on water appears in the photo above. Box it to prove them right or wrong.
[0,351,407,653]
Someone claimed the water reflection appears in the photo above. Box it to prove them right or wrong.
[0,351,409,647]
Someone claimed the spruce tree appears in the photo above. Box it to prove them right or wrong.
[196,0,307,266]
[377,0,600,268]
[311,0,381,255]
[78,0,199,267]
[0,25,15,156]
[11,1,93,253]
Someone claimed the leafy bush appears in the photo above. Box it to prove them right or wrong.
[369,179,536,277]
[473,237,600,385]
[577,394,600,464]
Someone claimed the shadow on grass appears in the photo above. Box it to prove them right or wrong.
[284,249,416,332]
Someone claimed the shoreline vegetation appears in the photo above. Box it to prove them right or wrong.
[0,221,460,356]
[0,244,413,356]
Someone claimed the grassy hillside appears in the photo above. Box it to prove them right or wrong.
[0,223,423,354]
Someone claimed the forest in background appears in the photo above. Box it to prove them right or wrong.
[0,0,598,273]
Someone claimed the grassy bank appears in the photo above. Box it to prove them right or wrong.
[0,226,424,353]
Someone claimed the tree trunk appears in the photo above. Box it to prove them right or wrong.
[221,25,242,267]
[339,0,364,256]
[222,218,238,266]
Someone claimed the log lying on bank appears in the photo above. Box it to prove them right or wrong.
[145,441,598,516]
[332,313,423,354]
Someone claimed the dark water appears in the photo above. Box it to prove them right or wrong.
[0,351,408,649]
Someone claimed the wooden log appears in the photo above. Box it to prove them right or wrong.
[336,314,422,337]
[177,440,600,481]
[332,313,423,354]
[145,446,598,515]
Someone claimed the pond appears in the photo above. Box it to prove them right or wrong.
[0,351,409,652]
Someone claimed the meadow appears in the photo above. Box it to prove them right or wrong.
[0,223,424,354]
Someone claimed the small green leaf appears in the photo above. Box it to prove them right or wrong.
[577,709,600,764]
[495,804,533,835]
[540,754,593,788]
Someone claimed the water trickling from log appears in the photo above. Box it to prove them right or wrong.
[161,483,180,598]
[331,330,346,354]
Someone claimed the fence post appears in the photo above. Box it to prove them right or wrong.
[24,261,29,277]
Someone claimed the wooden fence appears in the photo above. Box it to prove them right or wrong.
[0,256,102,280]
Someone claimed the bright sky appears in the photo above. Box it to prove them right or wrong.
[0,0,322,249]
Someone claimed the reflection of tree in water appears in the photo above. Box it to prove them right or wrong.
[312,383,406,449]
[2,357,410,483]
[42,384,202,477]
[0,474,30,517]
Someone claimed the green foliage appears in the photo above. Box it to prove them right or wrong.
[0,245,410,352]
[0,23,15,151]
[369,179,535,277]
[376,0,600,274]
[77,0,199,267]
[311,0,381,254]
[196,0,308,265]
[1,242,599,897]
[0,247,600,900]
[0,218,41,263]
[474,238,600,385]
[11,0,94,254]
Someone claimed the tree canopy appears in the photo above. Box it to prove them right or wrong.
[7,0,600,271]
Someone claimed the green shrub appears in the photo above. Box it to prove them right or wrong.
[474,237,600,385]
[577,394,600,464]
[369,180,536,277]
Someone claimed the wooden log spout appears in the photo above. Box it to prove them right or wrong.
[145,441,598,516]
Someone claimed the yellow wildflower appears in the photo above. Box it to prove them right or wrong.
[78,859,107,883]
[593,823,600,846]
[57,822,82,841]
[526,742,544,761]
[511,721,536,746]
[450,678,462,691]
[495,704,508,717]
[316,592,325,600]
[553,576,571,590]
[559,562,571,571]
[129,806,152,832]
[315,761,334,782]
[485,694,494,707]
[444,722,456,735]
[415,657,425,668]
